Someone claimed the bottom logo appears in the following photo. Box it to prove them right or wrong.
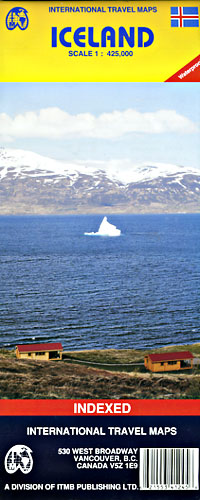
[4,445,33,474]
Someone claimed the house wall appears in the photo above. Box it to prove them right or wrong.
[16,349,62,361]
[151,360,180,372]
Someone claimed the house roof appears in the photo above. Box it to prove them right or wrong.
[17,342,63,353]
[148,351,194,363]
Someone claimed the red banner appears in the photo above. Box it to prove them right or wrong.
[0,399,200,416]
[166,54,200,82]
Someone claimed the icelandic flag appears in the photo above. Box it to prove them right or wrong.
[171,6,199,27]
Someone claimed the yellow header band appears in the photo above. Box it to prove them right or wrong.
[0,0,200,81]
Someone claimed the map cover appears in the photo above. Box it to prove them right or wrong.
[0,1,199,498]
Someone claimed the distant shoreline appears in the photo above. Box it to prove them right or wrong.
[0,211,200,216]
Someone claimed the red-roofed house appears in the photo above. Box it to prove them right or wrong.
[144,351,194,372]
[16,342,63,361]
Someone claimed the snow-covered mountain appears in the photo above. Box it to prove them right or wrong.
[0,147,199,214]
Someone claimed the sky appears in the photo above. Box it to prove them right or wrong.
[0,83,199,170]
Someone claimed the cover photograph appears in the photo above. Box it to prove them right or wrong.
[0,1,199,498]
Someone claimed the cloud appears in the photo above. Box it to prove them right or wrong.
[0,107,197,142]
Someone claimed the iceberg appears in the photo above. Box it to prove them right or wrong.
[84,217,121,237]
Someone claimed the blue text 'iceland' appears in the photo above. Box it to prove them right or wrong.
[51,26,154,48]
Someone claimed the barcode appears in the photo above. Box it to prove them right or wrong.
[139,448,199,490]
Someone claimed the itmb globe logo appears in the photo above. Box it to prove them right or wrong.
[6,7,29,30]
[4,445,33,474]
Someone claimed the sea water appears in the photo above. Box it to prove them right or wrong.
[0,214,199,350]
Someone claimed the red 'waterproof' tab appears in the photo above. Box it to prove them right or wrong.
[166,54,200,81]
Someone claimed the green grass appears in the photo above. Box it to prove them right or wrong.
[0,349,15,358]
[62,342,200,370]
[0,343,200,399]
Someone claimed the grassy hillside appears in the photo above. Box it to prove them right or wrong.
[0,344,200,399]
